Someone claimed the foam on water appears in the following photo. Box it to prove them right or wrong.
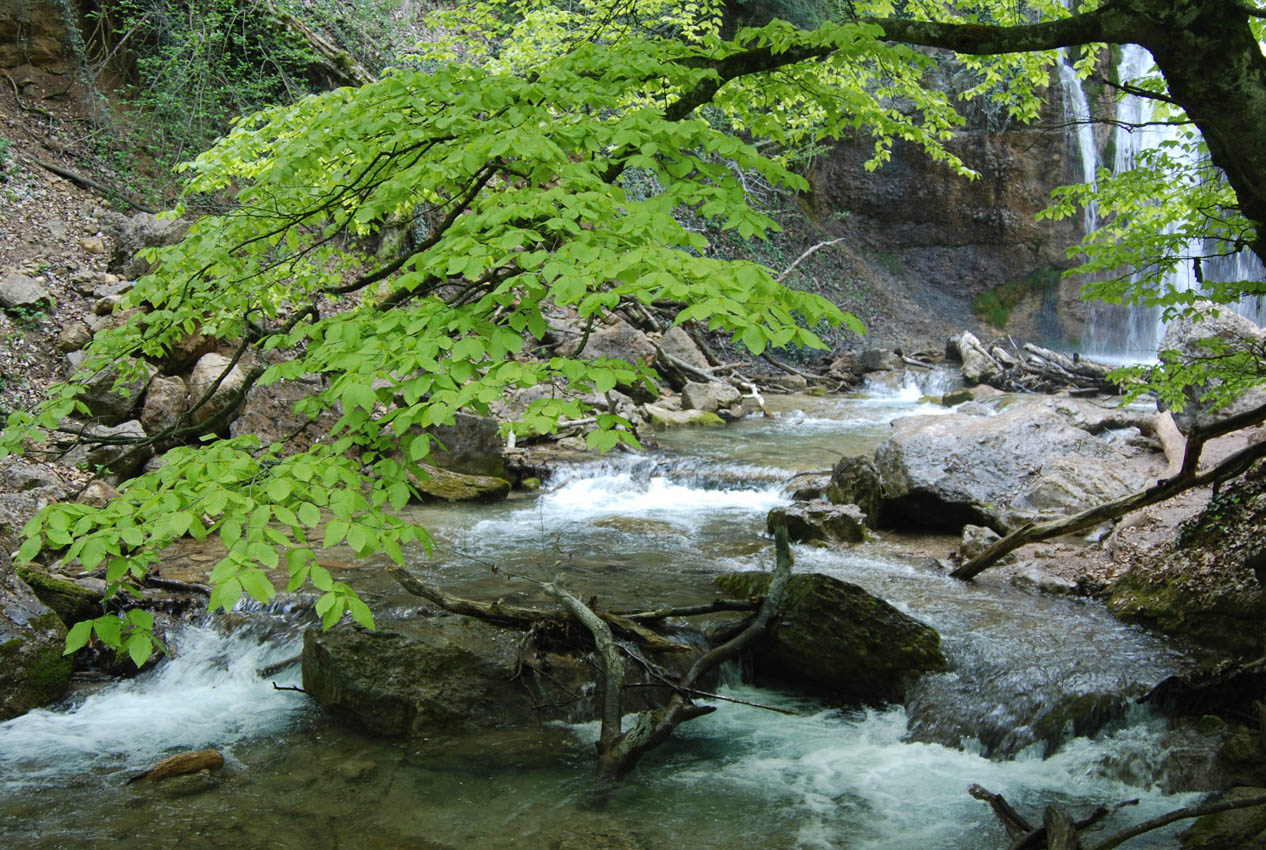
[0,623,305,789]
[569,689,1198,850]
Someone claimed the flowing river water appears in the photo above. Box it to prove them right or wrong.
[0,374,1217,849]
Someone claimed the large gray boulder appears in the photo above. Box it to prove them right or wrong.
[302,613,694,737]
[1160,302,1266,430]
[62,420,152,479]
[715,571,946,705]
[140,375,188,435]
[73,358,154,425]
[681,380,741,413]
[102,211,191,279]
[229,374,338,454]
[0,549,72,720]
[188,353,249,428]
[660,325,709,371]
[0,273,51,311]
[424,413,507,479]
[569,321,657,366]
[874,399,1143,531]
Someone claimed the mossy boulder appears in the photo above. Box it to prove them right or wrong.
[1109,466,1266,659]
[410,464,510,503]
[715,571,947,705]
[303,613,697,737]
[1182,787,1266,849]
[0,551,72,720]
[642,404,725,429]
[15,564,101,627]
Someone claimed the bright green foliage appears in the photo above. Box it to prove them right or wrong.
[6,0,1257,664]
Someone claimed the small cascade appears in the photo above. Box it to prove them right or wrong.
[1079,45,1266,359]
[860,365,961,400]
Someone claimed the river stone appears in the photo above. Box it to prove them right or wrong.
[1160,302,1266,431]
[410,464,510,503]
[642,404,724,429]
[859,348,903,373]
[302,614,693,737]
[660,325,709,371]
[0,273,51,311]
[56,321,92,353]
[766,501,868,545]
[714,571,947,705]
[0,549,72,720]
[569,321,657,366]
[140,375,188,435]
[188,353,249,428]
[681,380,741,413]
[874,399,1132,532]
[73,358,155,425]
[825,455,883,528]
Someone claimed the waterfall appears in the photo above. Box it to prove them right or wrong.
[1077,45,1266,360]
[1057,49,1098,233]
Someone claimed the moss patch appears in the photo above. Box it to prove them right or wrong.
[971,267,1063,329]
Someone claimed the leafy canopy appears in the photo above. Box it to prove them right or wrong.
[6,0,1261,662]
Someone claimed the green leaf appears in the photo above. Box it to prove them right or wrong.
[297,502,321,527]
[239,569,277,603]
[310,565,334,591]
[126,632,154,669]
[209,577,244,613]
[64,620,93,655]
[322,520,350,549]
[346,596,375,630]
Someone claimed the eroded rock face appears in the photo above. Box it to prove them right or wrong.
[0,1,67,68]
[874,399,1142,531]
[714,571,947,705]
[0,549,71,720]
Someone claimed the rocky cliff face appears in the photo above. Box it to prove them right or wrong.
[808,100,1091,347]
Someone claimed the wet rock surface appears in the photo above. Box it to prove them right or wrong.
[0,548,71,720]
[714,571,946,705]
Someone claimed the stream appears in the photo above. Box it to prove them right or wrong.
[0,375,1215,850]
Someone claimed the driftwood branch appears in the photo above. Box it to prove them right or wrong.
[594,524,795,779]
[387,566,690,653]
[952,401,1266,580]
[1084,793,1266,850]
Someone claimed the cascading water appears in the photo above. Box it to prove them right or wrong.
[0,387,1217,849]
[1072,45,1266,360]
